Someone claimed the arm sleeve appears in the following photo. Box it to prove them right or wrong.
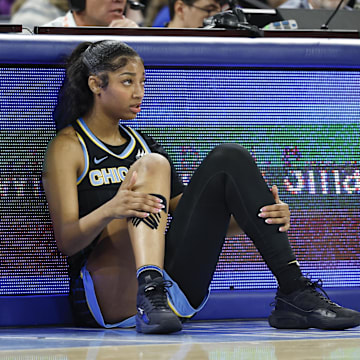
[138,131,185,198]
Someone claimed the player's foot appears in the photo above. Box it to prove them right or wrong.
[136,276,182,334]
[268,277,360,330]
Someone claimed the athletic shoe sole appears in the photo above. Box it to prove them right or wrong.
[268,309,360,330]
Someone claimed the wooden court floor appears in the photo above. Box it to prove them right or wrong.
[1,320,359,359]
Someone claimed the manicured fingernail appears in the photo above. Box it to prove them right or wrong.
[259,208,263,212]
[258,213,263,218]
[265,219,270,224]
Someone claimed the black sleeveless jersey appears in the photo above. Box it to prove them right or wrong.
[68,118,184,277]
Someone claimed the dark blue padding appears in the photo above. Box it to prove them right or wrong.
[0,288,359,326]
[1,34,360,68]
[193,288,360,320]
[0,295,73,327]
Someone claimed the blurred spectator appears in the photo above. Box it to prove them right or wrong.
[151,5,169,26]
[167,0,222,27]
[10,0,25,14]
[126,4,144,26]
[143,0,168,26]
[0,0,15,15]
[10,0,68,28]
[44,0,139,27]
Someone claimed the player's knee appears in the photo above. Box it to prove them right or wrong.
[136,152,170,176]
[208,143,254,168]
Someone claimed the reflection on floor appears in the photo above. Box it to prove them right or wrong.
[0,320,359,359]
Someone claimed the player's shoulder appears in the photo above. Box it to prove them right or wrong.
[46,125,82,157]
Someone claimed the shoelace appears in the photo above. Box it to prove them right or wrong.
[274,277,340,311]
[144,280,173,309]
[304,278,339,308]
[271,277,340,310]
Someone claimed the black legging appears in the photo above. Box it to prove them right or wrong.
[164,143,300,308]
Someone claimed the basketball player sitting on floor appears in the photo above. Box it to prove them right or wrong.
[42,40,360,334]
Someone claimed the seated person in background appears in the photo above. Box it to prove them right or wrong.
[44,0,139,27]
[143,0,168,26]
[10,0,68,28]
[167,0,222,28]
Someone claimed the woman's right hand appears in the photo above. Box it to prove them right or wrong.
[108,171,164,220]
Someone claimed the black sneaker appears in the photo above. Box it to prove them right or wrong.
[268,277,360,330]
[136,276,182,334]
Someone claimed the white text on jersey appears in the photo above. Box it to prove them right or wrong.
[89,166,128,186]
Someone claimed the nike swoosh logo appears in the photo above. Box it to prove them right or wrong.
[136,149,146,160]
[94,156,108,165]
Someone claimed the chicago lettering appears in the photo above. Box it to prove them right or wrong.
[89,166,128,186]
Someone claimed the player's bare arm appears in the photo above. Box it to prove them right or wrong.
[43,127,164,256]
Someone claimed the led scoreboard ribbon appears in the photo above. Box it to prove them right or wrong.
[1,67,359,295]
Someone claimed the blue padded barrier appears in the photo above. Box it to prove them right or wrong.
[1,288,359,326]
[0,295,74,327]
[193,288,360,320]
[0,34,360,68]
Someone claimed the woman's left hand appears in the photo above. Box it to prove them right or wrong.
[258,185,290,232]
